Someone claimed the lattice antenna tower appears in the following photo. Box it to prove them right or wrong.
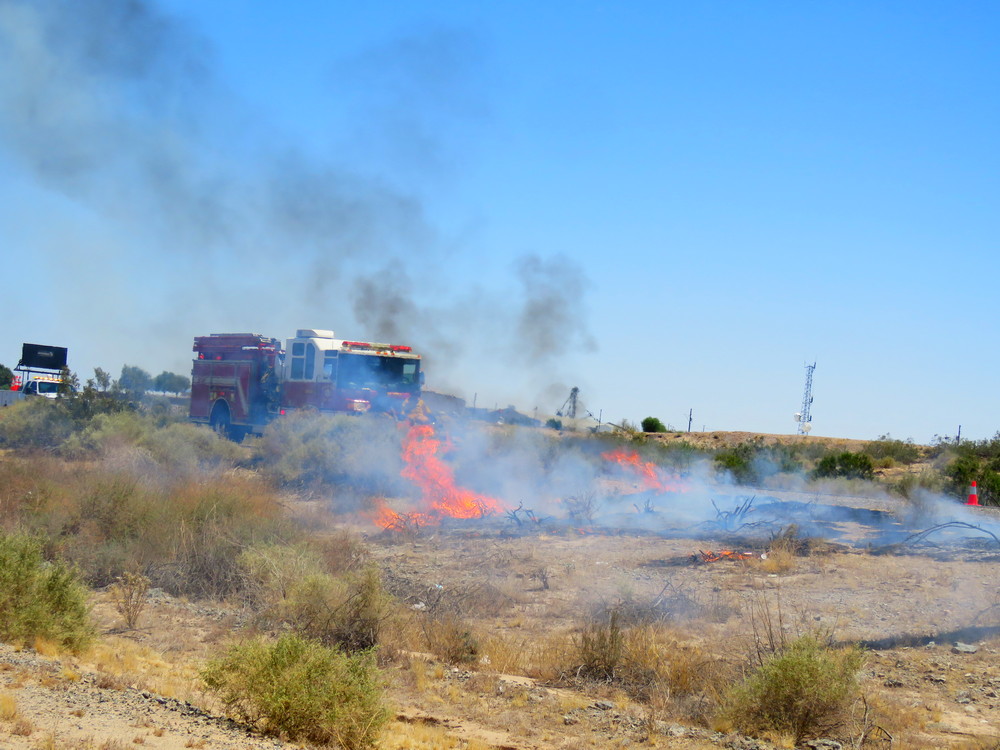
[795,362,816,435]
[557,386,580,419]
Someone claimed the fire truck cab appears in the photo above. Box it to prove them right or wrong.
[189,329,422,440]
[280,329,422,416]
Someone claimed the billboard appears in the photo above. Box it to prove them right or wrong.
[19,343,68,371]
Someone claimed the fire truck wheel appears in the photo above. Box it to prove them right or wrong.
[209,401,232,440]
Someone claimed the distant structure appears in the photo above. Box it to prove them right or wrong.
[794,362,816,435]
[557,386,580,419]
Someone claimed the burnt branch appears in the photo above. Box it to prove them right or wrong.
[710,495,756,531]
[877,521,1000,553]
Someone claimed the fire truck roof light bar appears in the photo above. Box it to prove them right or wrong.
[341,341,413,353]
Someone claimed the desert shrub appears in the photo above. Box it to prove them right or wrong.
[750,525,806,574]
[862,435,922,465]
[545,417,563,431]
[943,437,1000,505]
[243,547,391,653]
[13,467,296,598]
[63,412,239,472]
[111,571,150,630]
[202,633,388,749]
[281,568,391,652]
[714,440,806,486]
[421,613,479,664]
[254,412,406,499]
[238,542,328,609]
[575,610,625,681]
[165,479,295,599]
[719,635,863,742]
[0,399,75,451]
[889,469,945,500]
[571,611,722,701]
[641,417,667,433]
[0,532,93,652]
[811,452,875,481]
[651,438,707,471]
[714,442,760,484]
[313,529,371,574]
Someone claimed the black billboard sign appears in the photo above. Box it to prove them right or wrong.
[19,343,68,370]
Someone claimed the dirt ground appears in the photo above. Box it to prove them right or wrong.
[2,457,1000,748]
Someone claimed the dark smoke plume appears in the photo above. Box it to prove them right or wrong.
[0,0,593,405]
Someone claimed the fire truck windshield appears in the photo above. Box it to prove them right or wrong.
[337,353,419,390]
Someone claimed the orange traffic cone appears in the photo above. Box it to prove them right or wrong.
[966,480,979,506]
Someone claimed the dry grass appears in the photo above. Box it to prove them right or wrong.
[85,639,200,700]
[752,548,796,574]
[0,691,18,720]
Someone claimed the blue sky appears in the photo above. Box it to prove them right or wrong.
[1,1,998,442]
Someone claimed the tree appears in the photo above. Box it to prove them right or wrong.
[117,365,153,396]
[57,367,80,397]
[0,363,12,389]
[92,367,112,392]
[641,416,667,433]
[153,371,190,395]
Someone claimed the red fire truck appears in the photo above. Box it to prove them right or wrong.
[189,329,423,439]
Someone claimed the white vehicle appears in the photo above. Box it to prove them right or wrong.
[20,375,64,398]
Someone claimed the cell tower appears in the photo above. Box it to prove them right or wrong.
[794,362,816,435]
[557,386,580,419]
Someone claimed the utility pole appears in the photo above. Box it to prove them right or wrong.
[687,408,693,433]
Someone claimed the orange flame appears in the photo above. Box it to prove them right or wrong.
[602,448,687,492]
[374,424,507,529]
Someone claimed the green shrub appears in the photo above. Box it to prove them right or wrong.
[284,568,390,653]
[0,532,93,652]
[719,635,863,742]
[202,633,388,749]
[62,412,239,472]
[641,417,667,433]
[0,399,75,451]
[811,451,875,480]
[863,435,922,465]
[241,545,389,652]
[714,442,760,485]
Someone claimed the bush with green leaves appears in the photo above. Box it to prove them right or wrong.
[811,451,875,481]
[719,635,862,743]
[714,442,761,485]
[241,544,390,653]
[862,434,922,465]
[0,398,76,451]
[641,416,667,433]
[202,633,388,749]
[942,434,1000,505]
[62,411,240,473]
[0,532,93,652]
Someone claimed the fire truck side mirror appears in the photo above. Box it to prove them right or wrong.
[419,372,425,386]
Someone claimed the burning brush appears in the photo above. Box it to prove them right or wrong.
[602,448,687,493]
[374,422,507,530]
